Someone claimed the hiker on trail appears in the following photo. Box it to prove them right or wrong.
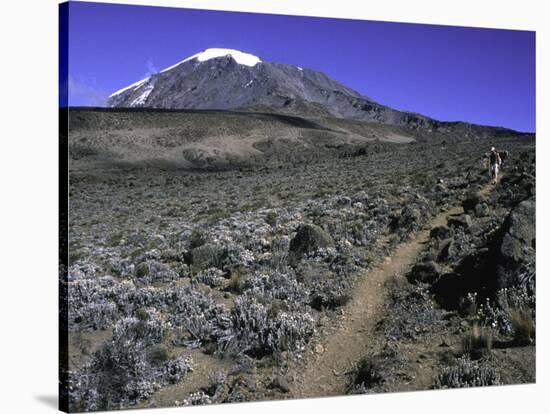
[488,147,502,184]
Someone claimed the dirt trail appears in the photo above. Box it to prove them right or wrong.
[290,184,493,398]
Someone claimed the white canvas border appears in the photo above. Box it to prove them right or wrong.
[0,1,545,413]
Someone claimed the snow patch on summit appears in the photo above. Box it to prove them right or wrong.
[160,48,261,73]
[196,48,261,66]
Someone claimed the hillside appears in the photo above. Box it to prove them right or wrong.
[67,107,530,171]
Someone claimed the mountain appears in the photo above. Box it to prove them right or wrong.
[106,48,429,126]
[107,48,522,135]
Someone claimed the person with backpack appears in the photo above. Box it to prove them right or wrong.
[489,147,502,184]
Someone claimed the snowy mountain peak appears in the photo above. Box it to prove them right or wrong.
[192,48,261,66]
[109,48,261,98]
[160,48,261,73]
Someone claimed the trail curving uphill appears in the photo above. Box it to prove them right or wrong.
[290,184,494,398]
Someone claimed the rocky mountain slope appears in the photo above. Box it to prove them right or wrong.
[107,48,520,136]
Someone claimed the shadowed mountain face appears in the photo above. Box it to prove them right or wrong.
[107,48,438,128]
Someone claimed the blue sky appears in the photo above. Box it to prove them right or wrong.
[61,1,536,132]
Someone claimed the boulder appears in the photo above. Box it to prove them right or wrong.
[430,272,468,310]
[496,198,536,288]
[462,192,487,214]
[407,260,441,284]
[289,224,334,261]
[474,202,490,218]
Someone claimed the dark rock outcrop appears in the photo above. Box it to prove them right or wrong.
[495,198,536,288]
[430,272,468,309]
[407,260,441,284]
[462,192,487,214]
[289,224,334,262]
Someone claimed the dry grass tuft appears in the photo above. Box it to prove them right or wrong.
[462,323,492,358]
[510,308,535,344]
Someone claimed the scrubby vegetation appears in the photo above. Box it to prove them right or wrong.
[434,357,501,389]
[64,114,535,411]
[346,145,535,396]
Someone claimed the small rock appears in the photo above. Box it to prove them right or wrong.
[270,376,291,393]
[447,214,472,230]
[474,202,490,217]
[437,238,457,262]
[430,226,453,240]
